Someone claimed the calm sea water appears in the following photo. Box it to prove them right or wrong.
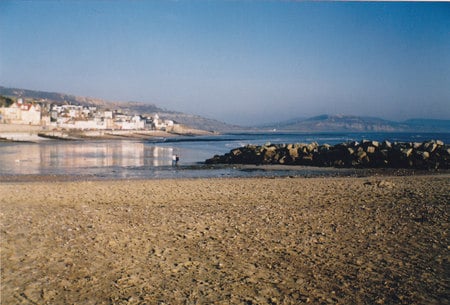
[1,132,449,179]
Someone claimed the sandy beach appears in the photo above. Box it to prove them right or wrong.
[1,175,449,304]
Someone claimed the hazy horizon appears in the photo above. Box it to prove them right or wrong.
[1,1,449,125]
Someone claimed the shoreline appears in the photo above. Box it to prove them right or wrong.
[1,174,449,304]
[1,165,448,183]
[0,123,214,142]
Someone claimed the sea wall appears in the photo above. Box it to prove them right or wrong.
[206,140,450,169]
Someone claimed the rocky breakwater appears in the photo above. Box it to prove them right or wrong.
[206,140,450,169]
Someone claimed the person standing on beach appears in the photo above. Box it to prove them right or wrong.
[172,154,179,166]
[172,154,177,166]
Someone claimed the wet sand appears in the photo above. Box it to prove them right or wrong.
[1,175,449,304]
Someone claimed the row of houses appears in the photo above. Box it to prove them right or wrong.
[0,98,174,131]
[0,98,42,125]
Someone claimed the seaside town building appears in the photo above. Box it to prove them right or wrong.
[0,98,42,125]
[152,114,174,131]
[0,98,174,131]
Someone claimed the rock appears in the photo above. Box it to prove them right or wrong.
[357,150,367,160]
[413,142,422,149]
[366,146,376,154]
[307,142,318,153]
[263,147,277,163]
[205,140,449,169]
[319,144,331,153]
[424,141,438,153]
[287,147,299,160]
[231,148,241,156]
[416,151,430,160]
[382,140,392,149]
[401,148,413,158]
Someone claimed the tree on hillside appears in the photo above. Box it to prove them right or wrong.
[0,95,15,107]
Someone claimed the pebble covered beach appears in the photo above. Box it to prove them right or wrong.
[1,174,449,304]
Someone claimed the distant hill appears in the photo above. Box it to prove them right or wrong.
[0,86,242,132]
[403,118,450,132]
[2,86,448,133]
[0,86,166,112]
[261,114,450,132]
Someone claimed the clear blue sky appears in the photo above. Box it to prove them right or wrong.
[1,1,449,125]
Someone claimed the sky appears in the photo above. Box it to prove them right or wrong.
[0,1,449,125]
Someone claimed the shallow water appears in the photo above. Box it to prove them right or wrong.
[0,132,448,179]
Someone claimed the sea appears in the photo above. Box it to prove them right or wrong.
[1,132,449,180]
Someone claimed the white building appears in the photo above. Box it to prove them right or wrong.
[0,101,41,125]
[152,114,174,131]
[104,111,113,119]
[21,104,42,125]
[114,115,145,130]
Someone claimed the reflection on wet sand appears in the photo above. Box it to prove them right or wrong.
[0,141,174,175]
